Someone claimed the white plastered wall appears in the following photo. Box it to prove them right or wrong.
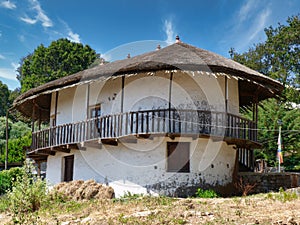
[46,71,240,196]
[46,137,236,197]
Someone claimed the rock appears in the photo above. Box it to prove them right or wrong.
[81,217,92,224]
[125,210,159,218]
[200,212,213,216]
[287,217,297,225]
[61,222,70,225]
[186,203,195,209]
[183,211,193,218]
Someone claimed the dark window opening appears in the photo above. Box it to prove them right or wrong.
[90,105,101,136]
[90,105,101,118]
[64,155,74,182]
[167,142,190,173]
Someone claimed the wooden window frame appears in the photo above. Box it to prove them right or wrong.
[89,104,101,119]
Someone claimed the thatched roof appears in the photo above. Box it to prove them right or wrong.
[13,42,283,120]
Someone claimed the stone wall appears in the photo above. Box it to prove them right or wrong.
[239,172,300,194]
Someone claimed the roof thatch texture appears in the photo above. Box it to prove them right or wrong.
[13,42,283,120]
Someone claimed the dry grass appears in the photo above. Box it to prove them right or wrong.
[52,179,115,201]
[1,191,299,225]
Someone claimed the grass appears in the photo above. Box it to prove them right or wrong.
[0,188,299,224]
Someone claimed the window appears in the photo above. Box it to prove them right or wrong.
[63,155,74,182]
[167,142,190,173]
[89,105,101,136]
[90,104,101,118]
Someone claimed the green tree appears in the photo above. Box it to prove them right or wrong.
[231,15,300,170]
[0,81,10,116]
[0,117,31,163]
[17,38,97,93]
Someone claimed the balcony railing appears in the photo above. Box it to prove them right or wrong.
[31,109,258,151]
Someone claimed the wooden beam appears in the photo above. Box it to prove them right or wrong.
[136,134,153,139]
[34,149,56,156]
[51,146,71,153]
[101,138,118,146]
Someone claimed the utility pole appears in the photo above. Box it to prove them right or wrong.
[5,111,9,170]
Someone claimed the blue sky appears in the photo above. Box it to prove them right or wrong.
[0,0,299,90]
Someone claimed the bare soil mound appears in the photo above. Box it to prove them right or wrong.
[52,179,114,200]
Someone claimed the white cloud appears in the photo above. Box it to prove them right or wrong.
[0,0,16,10]
[59,19,81,43]
[20,0,53,27]
[220,2,272,54]
[163,19,175,45]
[32,0,53,27]
[68,31,80,43]
[11,62,18,70]
[20,15,37,25]
[247,8,271,43]
[238,1,257,23]
[0,68,17,81]
[0,54,5,59]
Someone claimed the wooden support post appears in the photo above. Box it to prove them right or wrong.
[168,72,173,133]
[37,162,41,177]
[225,76,228,113]
[86,84,90,120]
[32,100,36,133]
[121,75,125,113]
[54,91,58,127]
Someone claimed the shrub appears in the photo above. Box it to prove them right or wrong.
[196,188,219,198]
[5,161,49,223]
[234,177,257,196]
[0,167,24,195]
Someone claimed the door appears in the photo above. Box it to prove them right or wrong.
[64,155,74,182]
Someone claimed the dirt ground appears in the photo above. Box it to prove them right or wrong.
[0,194,299,225]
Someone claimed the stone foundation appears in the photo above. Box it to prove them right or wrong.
[238,172,300,194]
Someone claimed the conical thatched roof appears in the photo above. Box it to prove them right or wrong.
[13,42,283,120]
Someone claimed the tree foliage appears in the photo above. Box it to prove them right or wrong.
[230,15,300,103]
[0,81,10,117]
[17,38,97,93]
[231,15,300,170]
[0,117,31,163]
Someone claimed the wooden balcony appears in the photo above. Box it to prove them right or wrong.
[28,109,259,160]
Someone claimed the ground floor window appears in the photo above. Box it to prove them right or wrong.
[63,155,74,182]
[167,142,190,173]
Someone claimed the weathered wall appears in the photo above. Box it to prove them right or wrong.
[239,172,300,193]
[50,72,240,126]
[46,137,236,197]
[46,71,241,196]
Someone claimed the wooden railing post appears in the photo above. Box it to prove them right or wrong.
[29,109,259,152]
